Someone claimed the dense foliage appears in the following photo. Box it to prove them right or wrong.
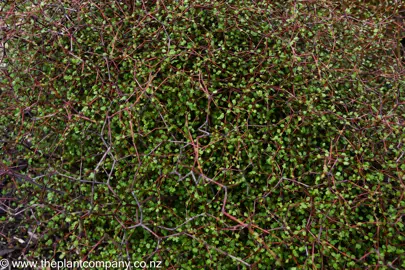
[1,0,405,268]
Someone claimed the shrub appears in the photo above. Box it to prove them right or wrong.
[1,0,405,268]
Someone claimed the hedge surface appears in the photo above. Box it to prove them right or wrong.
[1,0,405,269]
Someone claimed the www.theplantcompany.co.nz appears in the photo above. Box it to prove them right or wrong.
[0,258,163,269]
